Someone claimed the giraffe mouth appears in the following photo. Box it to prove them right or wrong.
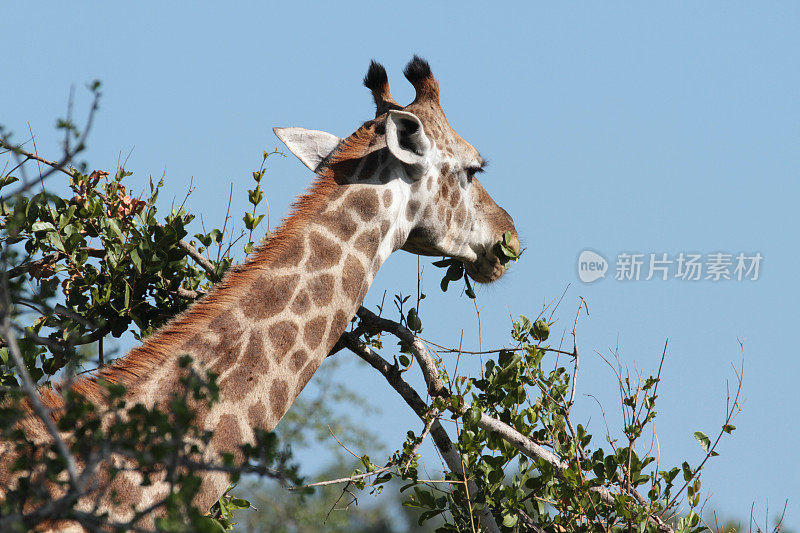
[464,253,507,284]
[402,237,509,283]
[463,230,520,284]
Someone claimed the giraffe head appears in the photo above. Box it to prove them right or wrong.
[275,56,519,283]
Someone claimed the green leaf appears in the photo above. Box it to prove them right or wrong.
[0,175,19,190]
[445,263,463,281]
[693,431,711,453]
[243,213,265,230]
[502,514,518,527]
[31,221,56,233]
[130,248,143,274]
[532,320,550,341]
[464,276,476,299]
[196,233,212,247]
[227,497,251,510]
[248,188,263,205]
[440,277,450,292]
[406,308,422,332]
[722,424,735,434]
[193,517,226,533]
[105,218,124,241]
[682,461,693,481]
[464,406,482,426]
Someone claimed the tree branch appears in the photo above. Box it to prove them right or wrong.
[5,248,105,279]
[177,239,217,280]
[355,306,447,397]
[340,332,501,533]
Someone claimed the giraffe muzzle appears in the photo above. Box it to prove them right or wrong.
[464,230,520,283]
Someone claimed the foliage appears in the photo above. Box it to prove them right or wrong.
[326,284,747,531]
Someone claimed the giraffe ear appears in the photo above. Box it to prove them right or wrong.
[273,127,342,172]
[385,110,431,174]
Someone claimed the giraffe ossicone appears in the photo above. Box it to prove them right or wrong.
[0,55,519,529]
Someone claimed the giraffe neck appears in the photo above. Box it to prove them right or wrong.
[202,179,405,430]
[133,179,405,422]
[75,165,408,513]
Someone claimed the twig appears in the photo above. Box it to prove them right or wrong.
[403,408,439,475]
[218,183,234,264]
[567,297,588,410]
[420,340,575,358]
[5,248,105,279]
[662,348,744,515]
[327,425,360,460]
[293,465,393,490]
[178,239,217,279]
[0,86,100,196]
[0,141,76,179]
[518,509,547,533]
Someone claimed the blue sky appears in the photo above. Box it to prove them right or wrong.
[3,2,798,526]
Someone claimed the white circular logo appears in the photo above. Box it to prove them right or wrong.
[577,250,608,283]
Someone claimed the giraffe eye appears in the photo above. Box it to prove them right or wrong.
[465,165,483,181]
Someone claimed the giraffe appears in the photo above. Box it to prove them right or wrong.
[0,56,520,529]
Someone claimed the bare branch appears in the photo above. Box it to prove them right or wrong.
[177,239,217,279]
[355,306,447,397]
[567,297,588,410]
[5,248,105,279]
[176,287,203,300]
